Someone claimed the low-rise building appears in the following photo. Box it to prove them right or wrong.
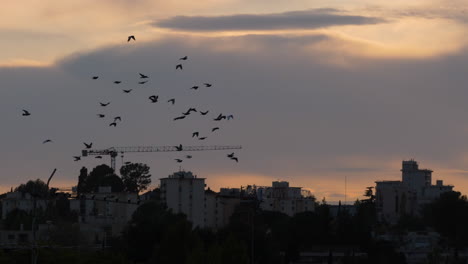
[1,192,48,220]
[69,186,139,243]
[257,181,316,216]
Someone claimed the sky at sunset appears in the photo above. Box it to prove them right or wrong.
[2,0,468,203]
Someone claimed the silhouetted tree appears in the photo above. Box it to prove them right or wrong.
[120,163,151,193]
[76,167,88,195]
[423,191,468,249]
[15,179,49,198]
[84,164,124,192]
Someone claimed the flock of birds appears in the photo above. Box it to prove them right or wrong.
[21,35,240,167]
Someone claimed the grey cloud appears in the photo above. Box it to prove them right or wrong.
[154,9,386,31]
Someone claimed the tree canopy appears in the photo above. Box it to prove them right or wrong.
[120,163,151,193]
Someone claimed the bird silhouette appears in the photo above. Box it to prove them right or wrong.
[83,142,93,149]
[139,73,149,79]
[109,122,117,127]
[114,116,122,122]
[188,108,197,113]
[186,155,192,159]
[92,76,99,80]
[114,81,121,84]
[230,157,239,162]
[100,102,110,107]
[167,98,175,105]
[123,89,133,93]
[175,159,183,163]
[227,115,234,120]
[22,110,31,116]
[95,156,102,159]
[174,116,186,121]
[73,156,81,161]
[204,83,212,87]
[199,137,207,140]
[176,64,183,70]
[214,114,226,121]
[182,110,191,116]
[149,95,158,103]
[212,127,220,132]
[227,153,235,158]
[192,132,199,138]
[200,111,209,115]
[97,114,105,118]
[191,86,199,90]
[180,56,188,60]
[128,35,136,42]
[175,144,183,151]
[138,81,148,84]
[43,139,52,144]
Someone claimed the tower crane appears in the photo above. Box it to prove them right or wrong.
[82,145,242,170]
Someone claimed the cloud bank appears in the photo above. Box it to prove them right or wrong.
[155,9,386,31]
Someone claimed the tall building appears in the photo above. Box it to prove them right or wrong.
[375,160,453,224]
[160,171,205,228]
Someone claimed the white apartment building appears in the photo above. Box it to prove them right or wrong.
[257,181,315,216]
[160,171,205,228]
[375,160,453,224]
[1,192,48,220]
[69,186,139,240]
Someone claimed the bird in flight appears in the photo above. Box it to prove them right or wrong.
[230,157,239,162]
[180,56,188,60]
[138,81,148,84]
[192,132,199,138]
[174,116,186,121]
[176,64,183,70]
[199,137,207,140]
[212,127,220,132]
[175,144,183,151]
[128,35,136,42]
[109,122,117,127]
[100,102,110,107]
[114,81,122,84]
[139,73,149,79]
[175,159,183,163]
[92,76,99,80]
[149,95,158,103]
[190,86,199,90]
[73,156,81,161]
[186,155,192,159]
[123,89,133,93]
[227,153,235,158]
[22,110,31,116]
[200,111,209,115]
[95,156,102,159]
[97,114,105,118]
[43,139,52,144]
[167,98,175,105]
[83,142,93,149]
[214,114,226,121]
[188,108,197,113]
[114,116,122,122]
[182,110,191,116]
[204,83,212,87]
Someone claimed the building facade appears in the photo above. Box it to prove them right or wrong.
[375,160,453,223]
[257,181,316,216]
[160,171,206,228]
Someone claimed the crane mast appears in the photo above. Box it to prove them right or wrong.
[82,145,242,170]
